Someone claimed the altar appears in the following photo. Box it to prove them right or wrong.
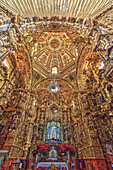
[36,162,68,169]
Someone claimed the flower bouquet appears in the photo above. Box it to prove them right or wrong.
[62,144,76,156]
[49,165,57,170]
[109,149,113,153]
[56,144,66,156]
[32,143,51,157]
[32,149,38,157]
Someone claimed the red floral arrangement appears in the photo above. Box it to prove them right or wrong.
[32,143,51,156]
[56,144,76,156]
[56,144,66,155]
[33,143,75,157]
[62,144,71,151]
[32,149,37,155]
[109,149,112,153]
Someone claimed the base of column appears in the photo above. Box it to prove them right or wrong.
[74,157,112,170]
[2,158,34,170]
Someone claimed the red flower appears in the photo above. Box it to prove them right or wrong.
[61,147,66,152]
[109,149,112,152]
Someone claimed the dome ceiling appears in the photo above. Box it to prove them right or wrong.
[16,26,85,80]
[29,32,84,77]
[0,0,111,19]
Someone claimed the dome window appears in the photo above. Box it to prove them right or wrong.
[52,67,57,74]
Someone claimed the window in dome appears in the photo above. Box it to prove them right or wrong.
[99,61,104,69]
[2,59,9,68]
[51,107,57,114]
[52,67,57,74]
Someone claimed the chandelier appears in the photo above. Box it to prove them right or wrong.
[47,75,60,93]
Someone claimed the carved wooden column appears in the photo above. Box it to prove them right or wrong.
[37,107,41,124]
[23,99,37,158]
[9,111,24,158]
[60,108,63,144]
[43,107,47,142]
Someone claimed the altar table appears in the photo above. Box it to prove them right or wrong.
[36,162,68,169]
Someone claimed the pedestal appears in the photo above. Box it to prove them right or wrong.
[0,150,9,169]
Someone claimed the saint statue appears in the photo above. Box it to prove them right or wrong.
[52,128,55,138]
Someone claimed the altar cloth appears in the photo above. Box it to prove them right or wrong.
[36,162,68,169]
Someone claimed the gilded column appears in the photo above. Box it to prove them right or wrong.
[61,108,64,143]
[23,99,37,158]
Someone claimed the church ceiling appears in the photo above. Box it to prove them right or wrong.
[0,0,112,20]
[27,31,84,77]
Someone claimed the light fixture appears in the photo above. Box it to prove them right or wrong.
[47,75,60,93]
